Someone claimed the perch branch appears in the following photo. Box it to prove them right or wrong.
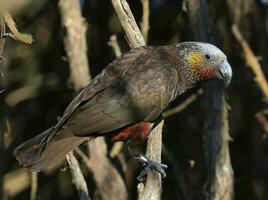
[111,0,145,48]
[137,121,164,200]
[111,0,163,199]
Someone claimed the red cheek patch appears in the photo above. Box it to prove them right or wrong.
[194,66,217,81]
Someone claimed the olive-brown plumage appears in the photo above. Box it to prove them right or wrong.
[13,42,232,172]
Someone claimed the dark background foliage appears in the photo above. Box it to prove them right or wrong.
[1,0,268,199]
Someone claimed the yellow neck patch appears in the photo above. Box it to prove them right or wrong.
[187,51,205,68]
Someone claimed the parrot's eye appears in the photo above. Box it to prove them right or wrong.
[205,54,211,60]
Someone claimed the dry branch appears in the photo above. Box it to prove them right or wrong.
[111,0,163,199]
[66,152,90,200]
[59,0,90,91]
[3,11,33,44]
[163,89,203,117]
[87,138,128,200]
[255,110,268,134]
[0,14,6,200]
[232,25,268,99]
[30,172,38,200]
[59,1,127,199]
[58,0,90,199]
[108,35,122,57]
[140,0,150,42]
[137,121,164,200]
[232,25,268,133]
[111,0,145,48]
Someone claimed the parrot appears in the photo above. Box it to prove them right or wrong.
[13,41,232,181]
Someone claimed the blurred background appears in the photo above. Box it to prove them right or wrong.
[1,0,268,199]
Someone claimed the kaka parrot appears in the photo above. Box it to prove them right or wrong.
[14,42,232,180]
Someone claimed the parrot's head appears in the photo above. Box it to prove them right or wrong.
[176,42,232,87]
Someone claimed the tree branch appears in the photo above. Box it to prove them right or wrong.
[30,172,38,200]
[137,121,164,200]
[232,25,268,99]
[163,89,203,118]
[58,1,90,199]
[87,138,128,200]
[140,0,150,43]
[0,13,6,200]
[59,0,90,91]
[59,1,127,200]
[111,0,145,48]
[66,152,90,200]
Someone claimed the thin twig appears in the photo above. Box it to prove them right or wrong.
[0,13,5,200]
[108,35,122,57]
[232,24,268,99]
[3,11,33,44]
[66,152,90,200]
[111,0,163,199]
[30,172,38,200]
[255,109,268,134]
[163,89,203,117]
[140,0,150,42]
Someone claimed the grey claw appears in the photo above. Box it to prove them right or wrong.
[137,157,168,182]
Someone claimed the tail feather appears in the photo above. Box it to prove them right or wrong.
[13,128,88,172]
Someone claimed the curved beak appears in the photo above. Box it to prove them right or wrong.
[216,61,232,87]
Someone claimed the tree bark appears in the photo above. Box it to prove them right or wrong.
[186,0,234,199]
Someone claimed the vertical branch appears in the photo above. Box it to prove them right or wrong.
[111,0,163,199]
[87,138,128,200]
[137,121,164,200]
[140,0,150,42]
[186,0,234,199]
[0,13,5,200]
[30,172,38,200]
[108,35,122,57]
[58,1,90,199]
[0,16,5,58]
[59,1,127,200]
[59,0,90,91]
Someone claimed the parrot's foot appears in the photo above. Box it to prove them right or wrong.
[135,154,168,182]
